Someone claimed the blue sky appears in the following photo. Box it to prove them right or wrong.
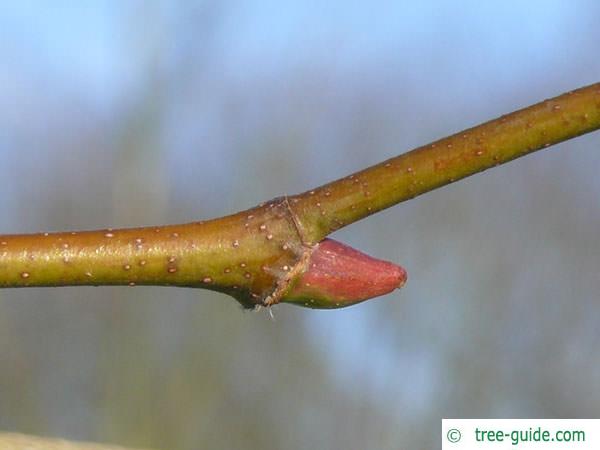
[1,0,591,109]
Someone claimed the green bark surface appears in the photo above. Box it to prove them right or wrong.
[1,82,599,308]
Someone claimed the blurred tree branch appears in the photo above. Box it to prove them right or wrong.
[0,432,150,450]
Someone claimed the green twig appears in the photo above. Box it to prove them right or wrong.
[290,82,600,242]
[1,82,599,309]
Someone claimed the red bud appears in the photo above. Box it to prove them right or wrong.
[283,238,407,309]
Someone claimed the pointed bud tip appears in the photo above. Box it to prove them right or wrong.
[283,238,407,309]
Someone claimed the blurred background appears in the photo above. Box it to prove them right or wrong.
[1,1,599,449]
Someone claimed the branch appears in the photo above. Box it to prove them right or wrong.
[289,82,600,241]
[1,82,599,309]
[0,432,150,450]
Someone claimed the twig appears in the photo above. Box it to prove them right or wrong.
[1,82,598,309]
